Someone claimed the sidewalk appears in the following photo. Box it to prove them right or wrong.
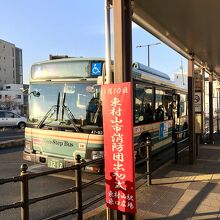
[136,134,220,220]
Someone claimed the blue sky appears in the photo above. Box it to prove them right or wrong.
[0,0,187,84]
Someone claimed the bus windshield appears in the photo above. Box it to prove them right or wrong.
[28,82,101,127]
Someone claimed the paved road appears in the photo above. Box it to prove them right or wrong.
[0,128,24,141]
[0,146,105,220]
[0,129,175,219]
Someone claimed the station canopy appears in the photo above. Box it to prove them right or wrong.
[132,0,220,76]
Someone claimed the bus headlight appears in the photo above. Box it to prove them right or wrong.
[91,151,104,160]
[24,140,33,152]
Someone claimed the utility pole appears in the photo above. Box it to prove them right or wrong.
[136,42,161,67]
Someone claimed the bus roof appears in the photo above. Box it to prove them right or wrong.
[132,62,187,93]
[30,57,187,93]
[133,62,170,80]
[32,57,106,66]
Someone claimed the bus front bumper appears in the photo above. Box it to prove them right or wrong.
[23,151,103,174]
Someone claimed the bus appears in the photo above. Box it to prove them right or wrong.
[23,57,188,173]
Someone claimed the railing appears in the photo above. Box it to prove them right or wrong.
[0,156,105,220]
[1,134,182,220]
[174,128,189,163]
[0,139,156,220]
[135,137,152,186]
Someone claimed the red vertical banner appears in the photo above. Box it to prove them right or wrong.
[102,82,136,213]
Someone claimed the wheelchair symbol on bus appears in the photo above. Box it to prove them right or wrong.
[91,62,102,76]
[92,64,100,74]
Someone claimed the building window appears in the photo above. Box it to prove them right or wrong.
[6,86,11,89]
[17,95,21,99]
[0,95,2,99]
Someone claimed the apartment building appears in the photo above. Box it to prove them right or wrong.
[0,39,23,85]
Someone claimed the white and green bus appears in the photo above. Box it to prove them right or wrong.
[23,57,188,173]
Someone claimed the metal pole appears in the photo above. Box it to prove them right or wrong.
[106,207,115,220]
[147,45,150,67]
[105,0,111,84]
[75,155,83,220]
[217,89,219,132]
[105,1,114,218]
[136,43,161,67]
[117,211,135,220]
[146,136,152,186]
[20,164,29,220]
[174,132,178,163]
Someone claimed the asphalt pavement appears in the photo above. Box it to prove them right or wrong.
[0,128,24,149]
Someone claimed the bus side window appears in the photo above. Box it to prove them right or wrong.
[155,105,164,121]
[134,83,153,125]
[166,104,173,119]
[86,97,99,124]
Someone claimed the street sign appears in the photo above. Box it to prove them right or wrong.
[102,82,136,213]
[195,92,201,112]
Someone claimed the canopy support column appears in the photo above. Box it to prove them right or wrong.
[209,73,214,143]
[188,59,196,164]
[113,0,132,83]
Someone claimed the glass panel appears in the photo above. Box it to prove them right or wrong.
[0,112,5,118]
[29,83,101,127]
[179,94,187,117]
[5,112,16,118]
[155,89,164,121]
[134,83,154,124]
[155,89,174,121]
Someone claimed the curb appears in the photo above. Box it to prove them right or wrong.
[0,138,25,149]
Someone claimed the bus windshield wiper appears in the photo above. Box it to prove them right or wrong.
[61,93,79,132]
[92,99,102,124]
[37,92,60,128]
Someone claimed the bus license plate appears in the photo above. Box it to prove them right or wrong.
[48,158,64,169]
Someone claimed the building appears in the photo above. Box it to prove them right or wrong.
[0,39,23,85]
[0,39,24,114]
[0,84,23,114]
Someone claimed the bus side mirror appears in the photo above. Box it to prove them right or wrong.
[32,91,40,97]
